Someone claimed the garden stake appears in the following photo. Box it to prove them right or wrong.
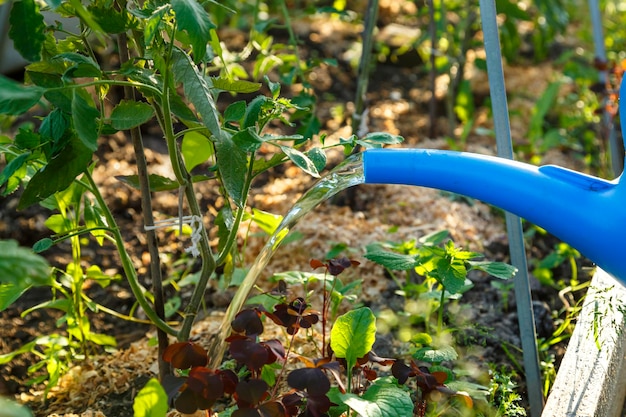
[477,0,544,415]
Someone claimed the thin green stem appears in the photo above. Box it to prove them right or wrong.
[47,80,162,97]
[84,171,177,336]
[438,286,446,334]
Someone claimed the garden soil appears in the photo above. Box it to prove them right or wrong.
[0,4,601,417]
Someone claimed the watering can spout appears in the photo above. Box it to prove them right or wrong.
[362,148,626,285]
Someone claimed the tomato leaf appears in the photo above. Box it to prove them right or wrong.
[172,48,221,139]
[9,0,46,62]
[72,90,100,151]
[18,136,92,209]
[110,100,154,130]
[171,0,214,63]
[0,76,45,115]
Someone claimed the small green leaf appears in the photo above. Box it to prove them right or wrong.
[364,250,417,271]
[181,131,213,171]
[0,340,37,364]
[243,96,268,129]
[87,332,117,346]
[280,146,320,178]
[133,378,168,417]
[224,101,247,122]
[110,100,154,130]
[211,77,262,93]
[246,208,282,235]
[337,380,414,417]
[413,345,458,363]
[357,132,404,148]
[0,75,45,115]
[171,0,214,62]
[33,238,54,253]
[116,174,179,192]
[0,153,29,188]
[72,90,100,151]
[307,147,327,173]
[0,283,31,312]
[0,240,50,286]
[469,261,517,280]
[215,134,247,206]
[18,136,92,209]
[330,307,376,372]
[89,5,134,34]
[9,0,45,62]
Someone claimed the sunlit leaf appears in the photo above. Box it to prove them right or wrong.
[280,146,319,178]
[337,380,413,417]
[364,250,417,271]
[330,307,376,372]
[181,131,213,171]
[469,261,517,280]
[413,345,458,363]
[133,378,168,417]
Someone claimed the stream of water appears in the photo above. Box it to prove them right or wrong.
[209,153,365,366]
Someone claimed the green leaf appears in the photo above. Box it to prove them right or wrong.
[181,131,213,172]
[89,5,134,34]
[330,307,376,372]
[0,340,37,365]
[232,127,263,153]
[364,250,417,271]
[338,380,414,417]
[0,240,51,286]
[55,52,102,79]
[172,48,221,138]
[307,147,327,173]
[211,77,262,93]
[246,208,282,235]
[224,101,247,123]
[0,75,45,115]
[72,90,100,151]
[360,132,404,146]
[0,283,31,312]
[116,174,179,192]
[87,332,116,346]
[0,153,29,188]
[280,145,320,178]
[469,261,517,280]
[18,136,92,209]
[413,344,458,363]
[215,134,247,207]
[110,100,154,130]
[33,238,54,253]
[9,0,45,62]
[436,258,467,294]
[171,0,214,62]
[133,378,168,417]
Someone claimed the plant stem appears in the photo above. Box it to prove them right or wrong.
[84,171,177,336]
[118,30,171,379]
[151,26,217,342]
[438,286,445,334]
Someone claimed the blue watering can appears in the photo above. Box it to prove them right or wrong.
[362,84,626,287]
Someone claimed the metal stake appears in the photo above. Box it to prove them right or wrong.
[478,0,544,415]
